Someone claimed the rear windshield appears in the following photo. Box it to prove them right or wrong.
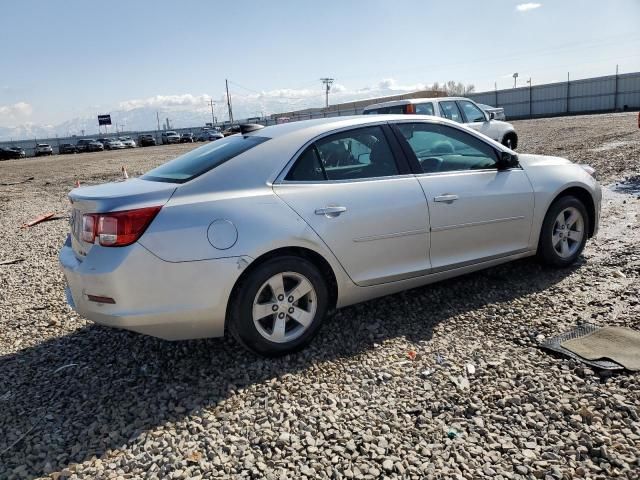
[142,135,270,183]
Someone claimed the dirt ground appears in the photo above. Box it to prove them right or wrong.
[0,113,639,480]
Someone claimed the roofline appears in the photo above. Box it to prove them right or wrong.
[362,96,471,110]
[253,114,510,152]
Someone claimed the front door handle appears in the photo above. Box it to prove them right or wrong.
[315,206,347,218]
[434,194,459,203]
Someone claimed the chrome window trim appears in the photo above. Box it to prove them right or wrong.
[413,167,523,179]
[277,173,418,186]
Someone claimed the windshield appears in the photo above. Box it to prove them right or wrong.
[142,135,270,183]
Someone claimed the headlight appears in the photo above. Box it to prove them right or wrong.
[579,164,597,180]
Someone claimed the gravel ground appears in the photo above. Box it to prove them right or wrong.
[0,113,639,480]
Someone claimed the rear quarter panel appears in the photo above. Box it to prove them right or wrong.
[137,187,352,290]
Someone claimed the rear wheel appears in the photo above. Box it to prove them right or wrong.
[537,196,588,267]
[229,256,329,356]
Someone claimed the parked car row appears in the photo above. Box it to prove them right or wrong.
[0,146,26,160]
[2,125,233,160]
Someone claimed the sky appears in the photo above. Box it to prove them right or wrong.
[0,0,639,137]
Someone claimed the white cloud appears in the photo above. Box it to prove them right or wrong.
[375,78,428,92]
[0,102,33,127]
[118,93,213,111]
[115,78,431,118]
[516,2,542,12]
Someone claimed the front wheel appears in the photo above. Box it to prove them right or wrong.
[228,256,329,356]
[502,133,517,150]
[537,196,589,267]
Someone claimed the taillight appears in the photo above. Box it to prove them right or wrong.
[81,206,161,247]
[405,104,416,114]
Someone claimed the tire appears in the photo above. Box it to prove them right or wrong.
[537,195,589,267]
[228,256,329,356]
[502,133,517,150]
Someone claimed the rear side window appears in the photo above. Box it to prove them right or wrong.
[286,147,325,181]
[286,126,399,181]
[438,101,463,123]
[415,103,434,115]
[142,135,269,183]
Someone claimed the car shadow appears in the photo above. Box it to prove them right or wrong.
[0,257,579,478]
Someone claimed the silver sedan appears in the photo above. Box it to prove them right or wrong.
[60,116,601,355]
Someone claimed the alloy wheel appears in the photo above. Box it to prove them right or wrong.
[252,272,317,343]
[552,207,584,258]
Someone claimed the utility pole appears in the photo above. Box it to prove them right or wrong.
[320,78,334,108]
[226,80,234,123]
[208,99,216,125]
[156,111,161,143]
[614,64,619,111]
[512,72,518,88]
[527,78,532,118]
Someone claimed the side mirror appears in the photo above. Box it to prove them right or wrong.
[488,111,495,120]
[497,151,518,170]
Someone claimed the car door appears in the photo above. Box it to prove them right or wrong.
[274,124,431,286]
[392,121,534,271]
[457,99,499,141]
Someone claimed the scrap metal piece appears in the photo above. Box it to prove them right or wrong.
[22,212,56,228]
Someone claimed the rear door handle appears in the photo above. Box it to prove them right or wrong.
[315,206,347,217]
[434,194,459,203]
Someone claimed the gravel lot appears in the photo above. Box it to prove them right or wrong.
[0,113,639,480]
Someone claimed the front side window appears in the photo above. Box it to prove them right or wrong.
[285,126,399,181]
[415,103,435,115]
[142,135,269,183]
[438,101,463,123]
[395,123,498,173]
[458,100,486,123]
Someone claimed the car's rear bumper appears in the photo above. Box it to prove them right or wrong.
[59,235,244,340]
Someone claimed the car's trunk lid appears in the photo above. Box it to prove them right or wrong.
[68,178,178,259]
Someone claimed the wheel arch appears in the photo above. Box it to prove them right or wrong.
[547,186,596,238]
[226,246,339,325]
